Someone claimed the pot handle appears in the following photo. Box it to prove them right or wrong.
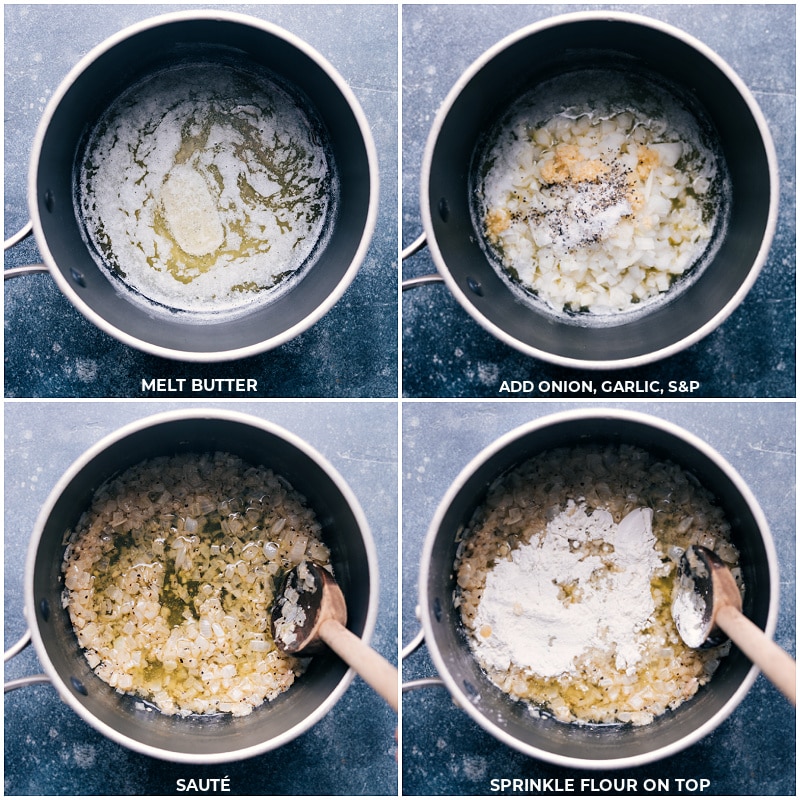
[400,626,445,693]
[4,220,49,279]
[401,232,443,291]
[4,629,51,692]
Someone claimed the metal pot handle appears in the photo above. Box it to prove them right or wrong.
[401,626,445,693]
[4,220,49,279]
[401,233,443,291]
[4,629,51,692]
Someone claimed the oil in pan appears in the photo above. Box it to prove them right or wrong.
[75,54,338,321]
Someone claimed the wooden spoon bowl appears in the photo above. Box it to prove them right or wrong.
[271,561,398,710]
[673,545,795,705]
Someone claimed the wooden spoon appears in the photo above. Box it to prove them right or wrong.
[672,545,795,705]
[270,561,398,711]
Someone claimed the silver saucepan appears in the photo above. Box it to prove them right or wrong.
[413,409,778,768]
[403,12,778,369]
[5,11,378,362]
[6,409,377,763]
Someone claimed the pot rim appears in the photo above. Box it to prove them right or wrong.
[418,407,780,769]
[27,9,380,363]
[23,407,379,764]
[419,10,779,370]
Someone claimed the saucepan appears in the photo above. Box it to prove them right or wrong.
[409,409,778,768]
[403,11,778,369]
[5,11,378,362]
[5,409,377,763]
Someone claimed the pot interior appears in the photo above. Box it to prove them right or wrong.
[423,415,774,765]
[34,17,373,357]
[426,18,773,364]
[30,415,373,761]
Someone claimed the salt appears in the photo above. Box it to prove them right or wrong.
[538,171,633,250]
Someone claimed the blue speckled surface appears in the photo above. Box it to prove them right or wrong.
[4,4,398,399]
[5,402,398,795]
[3,3,797,797]
[402,4,796,398]
[401,402,795,795]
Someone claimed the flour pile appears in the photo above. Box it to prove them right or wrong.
[455,444,741,725]
[474,504,663,677]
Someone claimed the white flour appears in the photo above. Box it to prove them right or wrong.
[671,549,710,648]
[473,503,664,678]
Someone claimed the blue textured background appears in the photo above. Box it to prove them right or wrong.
[402,4,795,398]
[4,3,398,399]
[5,402,398,795]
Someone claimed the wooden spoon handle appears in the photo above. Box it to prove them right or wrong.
[716,604,796,705]
[319,618,398,711]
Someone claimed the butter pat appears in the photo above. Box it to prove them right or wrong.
[161,164,224,257]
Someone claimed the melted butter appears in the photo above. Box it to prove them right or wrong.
[78,61,335,316]
[148,108,327,286]
[160,164,224,258]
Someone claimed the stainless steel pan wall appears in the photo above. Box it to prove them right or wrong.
[422,15,775,367]
[31,14,376,360]
[26,411,375,763]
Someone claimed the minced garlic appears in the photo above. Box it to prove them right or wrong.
[476,70,725,315]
